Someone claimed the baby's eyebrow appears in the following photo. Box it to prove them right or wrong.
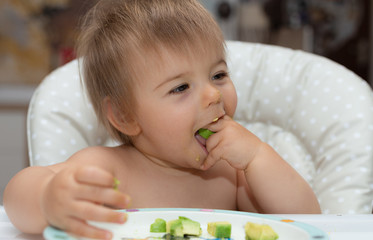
[155,72,190,91]
[216,59,227,66]
[211,58,228,70]
[155,58,227,91]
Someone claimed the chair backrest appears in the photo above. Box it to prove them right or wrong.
[27,41,373,214]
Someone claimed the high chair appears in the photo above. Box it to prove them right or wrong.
[27,41,373,214]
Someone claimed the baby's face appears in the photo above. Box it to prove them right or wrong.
[130,44,237,169]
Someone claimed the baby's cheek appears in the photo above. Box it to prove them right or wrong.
[224,85,238,117]
[226,97,237,117]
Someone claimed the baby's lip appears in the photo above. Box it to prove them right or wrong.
[196,114,225,134]
[208,113,225,126]
[195,132,207,147]
[195,112,225,139]
[194,130,208,155]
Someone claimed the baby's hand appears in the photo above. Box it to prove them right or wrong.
[201,115,263,171]
[41,165,130,239]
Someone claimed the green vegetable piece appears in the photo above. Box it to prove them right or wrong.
[178,216,201,236]
[198,128,215,139]
[207,221,231,238]
[166,216,202,237]
[113,177,120,190]
[167,219,183,237]
[245,222,279,240]
[150,218,167,233]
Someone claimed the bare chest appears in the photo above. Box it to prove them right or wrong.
[119,164,237,210]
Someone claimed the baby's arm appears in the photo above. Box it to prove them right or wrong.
[237,143,321,213]
[3,147,130,239]
[201,116,321,214]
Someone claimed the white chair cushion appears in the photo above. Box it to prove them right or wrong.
[27,41,373,214]
[27,60,118,166]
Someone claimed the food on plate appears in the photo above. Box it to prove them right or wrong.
[198,128,215,139]
[245,222,279,240]
[207,221,231,238]
[149,216,279,239]
[150,218,166,233]
[167,216,202,237]
[150,216,202,237]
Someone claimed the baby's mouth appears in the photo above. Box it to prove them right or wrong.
[195,131,207,148]
[194,128,215,154]
[195,117,220,144]
[194,115,222,151]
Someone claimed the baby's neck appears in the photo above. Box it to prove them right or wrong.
[131,145,202,177]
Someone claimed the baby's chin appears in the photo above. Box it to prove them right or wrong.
[178,153,206,170]
[193,152,208,168]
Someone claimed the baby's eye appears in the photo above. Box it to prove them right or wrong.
[212,71,229,81]
[169,83,189,94]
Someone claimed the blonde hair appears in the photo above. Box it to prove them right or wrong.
[77,0,225,144]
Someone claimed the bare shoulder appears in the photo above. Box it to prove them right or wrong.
[68,145,119,160]
[59,145,133,171]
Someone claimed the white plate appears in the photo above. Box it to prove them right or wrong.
[44,208,328,240]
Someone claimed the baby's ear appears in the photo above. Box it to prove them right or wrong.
[104,97,141,136]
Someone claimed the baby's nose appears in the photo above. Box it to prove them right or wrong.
[204,85,222,107]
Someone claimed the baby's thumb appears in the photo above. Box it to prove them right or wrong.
[200,151,220,171]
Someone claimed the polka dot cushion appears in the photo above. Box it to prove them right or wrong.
[27,41,373,214]
[27,60,119,166]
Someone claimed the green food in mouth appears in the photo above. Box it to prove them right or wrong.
[198,128,215,139]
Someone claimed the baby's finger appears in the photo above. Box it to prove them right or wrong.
[207,115,231,132]
[75,166,115,188]
[71,201,128,224]
[200,146,223,170]
[76,185,130,209]
[65,216,113,240]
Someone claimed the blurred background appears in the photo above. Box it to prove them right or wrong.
[0,0,371,203]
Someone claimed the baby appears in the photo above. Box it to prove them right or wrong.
[3,0,320,239]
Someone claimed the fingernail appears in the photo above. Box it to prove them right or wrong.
[123,213,128,223]
[103,231,112,240]
[125,195,132,207]
[118,213,128,223]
